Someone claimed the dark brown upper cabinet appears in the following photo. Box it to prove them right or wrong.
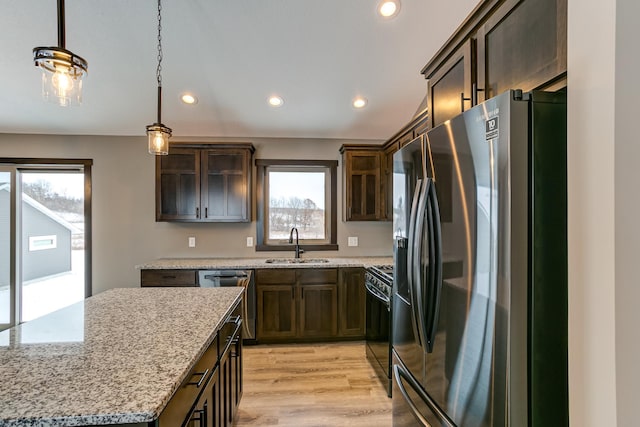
[428,39,476,128]
[156,143,254,222]
[421,0,567,129]
[476,0,567,99]
[340,146,385,221]
[379,111,429,220]
[340,112,428,222]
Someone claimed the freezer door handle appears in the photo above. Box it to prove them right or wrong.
[407,179,424,348]
[423,181,443,353]
[412,178,430,353]
[393,363,456,427]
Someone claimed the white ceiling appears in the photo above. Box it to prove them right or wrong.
[0,0,479,141]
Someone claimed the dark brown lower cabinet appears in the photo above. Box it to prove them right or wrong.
[256,283,297,339]
[140,269,197,287]
[338,267,365,337]
[155,301,242,427]
[185,367,217,427]
[218,309,243,427]
[299,284,338,338]
[256,268,363,342]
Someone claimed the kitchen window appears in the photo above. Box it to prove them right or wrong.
[255,159,338,251]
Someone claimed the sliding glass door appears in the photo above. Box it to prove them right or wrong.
[0,160,91,331]
[20,171,86,321]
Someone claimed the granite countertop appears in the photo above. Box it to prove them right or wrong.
[136,256,393,270]
[0,287,243,427]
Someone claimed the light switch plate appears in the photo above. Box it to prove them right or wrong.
[348,236,358,247]
[246,237,254,247]
[188,237,196,248]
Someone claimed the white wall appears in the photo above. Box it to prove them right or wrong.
[568,0,640,425]
[613,0,640,425]
[0,134,393,295]
[567,0,617,423]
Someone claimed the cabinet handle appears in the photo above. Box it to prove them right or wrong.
[196,207,200,218]
[471,83,484,105]
[161,275,177,279]
[187,369,209,388]
[460,92,471,112]
[191,408,206,426]
[462,84,485,112]
[205,207,208,218]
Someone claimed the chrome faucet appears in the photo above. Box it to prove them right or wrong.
[288,227,304,258]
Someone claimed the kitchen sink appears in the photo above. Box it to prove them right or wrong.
[265,258,330,264]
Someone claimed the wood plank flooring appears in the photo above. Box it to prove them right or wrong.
[235,341,392,426]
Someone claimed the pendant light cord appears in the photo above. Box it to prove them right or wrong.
[155,0,163,123]
[156,0,163,87]
[58,0,66,48]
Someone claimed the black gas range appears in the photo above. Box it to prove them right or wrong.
[365,265,393,300]
[365,265,393,397]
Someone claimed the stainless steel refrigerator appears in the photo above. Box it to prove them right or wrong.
[391,90,568,427]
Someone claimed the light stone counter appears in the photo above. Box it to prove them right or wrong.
[0,287,243,427]
[136,256,393,270]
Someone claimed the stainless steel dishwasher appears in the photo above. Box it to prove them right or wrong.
[198,270,255,340]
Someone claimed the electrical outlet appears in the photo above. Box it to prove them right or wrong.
[246,237,254,247]
[348,236,358,247]
[188,237,196,248]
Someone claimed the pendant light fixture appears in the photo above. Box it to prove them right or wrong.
[33,0,88,107]
[146,0,172,156]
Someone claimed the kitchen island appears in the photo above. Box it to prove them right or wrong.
[0,287,244,427]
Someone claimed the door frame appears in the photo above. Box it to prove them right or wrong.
[0,158,92,330]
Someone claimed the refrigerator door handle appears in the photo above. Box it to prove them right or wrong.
[393,363,456,427]
[423,181,443,353]
[412,178,431,352]
[407,179,424,347]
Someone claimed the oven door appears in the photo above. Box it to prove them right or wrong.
[365,281,391,397]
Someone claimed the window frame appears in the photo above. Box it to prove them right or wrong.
[255,159,338,252]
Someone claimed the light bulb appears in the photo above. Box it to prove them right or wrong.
[43,65,80,107]
[268,95,284,107]
[34,46,87,106]
[148,128,170,155]
[353,97,368,109]
[378,1,400,18]
[52,68,73,92]
[153,132,164,150]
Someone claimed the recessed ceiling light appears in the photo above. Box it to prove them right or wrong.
[353,97,368,109]
[268,95,284,107]
[378,0,400,18]
[181,94,198,105]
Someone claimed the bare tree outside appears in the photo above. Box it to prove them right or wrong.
[269,196,325,240]
[267,170,326,241]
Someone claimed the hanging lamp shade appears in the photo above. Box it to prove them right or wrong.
[146,87,172,155]
[33,0,88,107]
[147,0,171,155]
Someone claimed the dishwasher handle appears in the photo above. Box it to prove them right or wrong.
[203,271,250,280]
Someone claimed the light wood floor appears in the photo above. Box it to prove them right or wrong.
[234,341,392,426]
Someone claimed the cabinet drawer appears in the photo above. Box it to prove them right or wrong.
[158,335,218,426]
[256,269,296,284]
[140,269,197,287]
[298,268,338,284]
